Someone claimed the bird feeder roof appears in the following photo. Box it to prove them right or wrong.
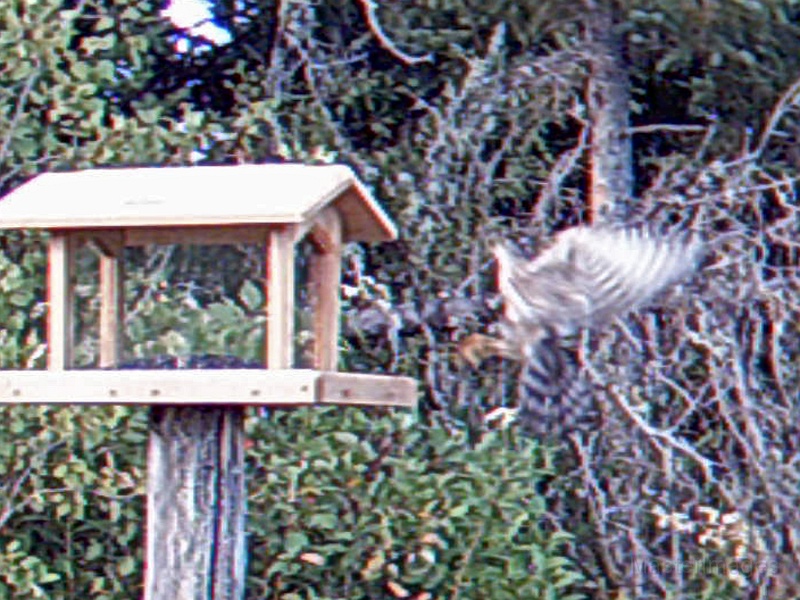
[0,163,397,242]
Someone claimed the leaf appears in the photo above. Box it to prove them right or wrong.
[284,532,308,555]
[85,542,104,561]
[56,501,71,518]
[545,556,572,569]
[553,571,585,589]
[207,301,242,325]
[117,555,136,577]
[94,16,114,31]
[299,552,325,566]
[332,432,359,446]
[308,513,338,529]
[419,548,437,564]
[238,280,263,311]
[361,552,385,578]
[386,580,410,598]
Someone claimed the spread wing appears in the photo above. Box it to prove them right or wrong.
[494,226,700,337]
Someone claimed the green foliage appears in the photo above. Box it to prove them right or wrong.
[0,406,147,599]
[628,1,800,124]
[0,0,216,193]
[124,275,266,363]
[246,409,584,599]
[0,233,47,369]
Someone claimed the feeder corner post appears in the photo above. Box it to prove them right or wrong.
[307,206,343,371]
[46,230,77,371]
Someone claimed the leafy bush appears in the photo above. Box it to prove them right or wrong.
[246,409,584,599]
[0,406,147,599]
[0,233,47,369]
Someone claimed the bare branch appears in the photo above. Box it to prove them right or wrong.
[355,0,433,65]
[629,123,708,135]
[0,69,40,167]
[752,74,800,158]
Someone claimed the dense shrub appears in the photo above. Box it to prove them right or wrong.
[0,406,147,599]
[247,409,583,599]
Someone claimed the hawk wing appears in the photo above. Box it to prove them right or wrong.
[494,226,700,337]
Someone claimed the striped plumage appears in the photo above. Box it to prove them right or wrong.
[461,225,701,431]
[462,226,700,379]
[495,226,700,345]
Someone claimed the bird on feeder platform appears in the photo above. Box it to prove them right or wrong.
[459,226,701,396]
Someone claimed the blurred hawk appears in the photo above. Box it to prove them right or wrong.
[460,226,701,370]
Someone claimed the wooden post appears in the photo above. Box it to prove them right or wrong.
[95,230,125,368]
[307,208,342,371]
[47,231,76,371]
[145,406,247,600]
[265,226,295,368]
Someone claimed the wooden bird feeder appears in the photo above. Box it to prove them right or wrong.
[0,164,416,600]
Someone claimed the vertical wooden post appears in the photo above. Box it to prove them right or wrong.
[145,406,247,600]
[308,209,342,371]
[265,226,295,368]
[47,231,76,371]
[96,231,125,368]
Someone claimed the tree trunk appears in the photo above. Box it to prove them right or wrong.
[584,0,632,223]
[576,3,633,593]
[145,406,247,600]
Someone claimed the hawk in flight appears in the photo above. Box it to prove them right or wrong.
[460,226,701,370]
